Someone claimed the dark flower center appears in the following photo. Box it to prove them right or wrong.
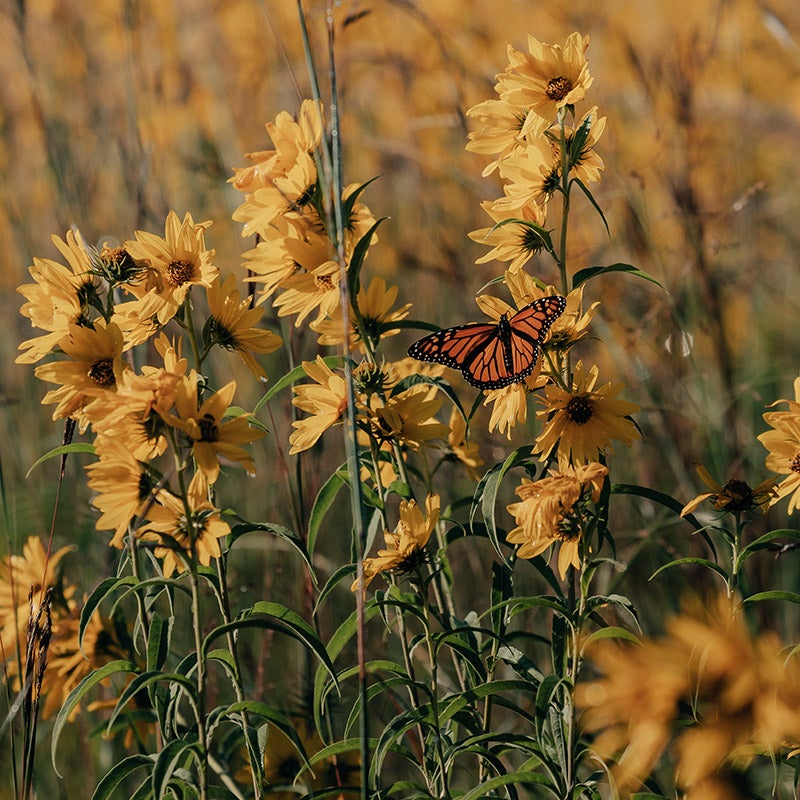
[197,413,219,443]
[520,226,546,254]
[209,318,238,350]
[546,76,573,101]
[137,471,157,503]
[792,454,800,474]
[566,395,593,424]
[101,247,141,284]
[166,259,195,288]
[88,358,116,387]
[315,274,335,291]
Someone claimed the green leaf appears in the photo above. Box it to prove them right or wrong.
[472,445,538,563]
[151,737,199,799]
[650,557,728,585]
[52,660,137,775]
[26,442,96,477]
[314,563,357,613]
[460,771,551,800]
[347,217,386,299]
[744,590,800,606]
[91,755,153,800]
[307,465,348,558]
[572,263,664,292]
[570,177,610,235]
[736,528,800,568]
[147,613,172,672]
[228,520,315,582]
[205,602,337,686]
[581,626,641,652]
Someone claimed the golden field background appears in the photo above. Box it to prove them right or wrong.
[2,1,800,790]
[2,0,800,603]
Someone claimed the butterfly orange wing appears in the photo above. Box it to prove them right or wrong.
[408,295,566,390]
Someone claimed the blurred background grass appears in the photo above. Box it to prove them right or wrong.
[2,0,800,793]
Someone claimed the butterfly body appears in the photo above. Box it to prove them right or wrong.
[408,295,566,390]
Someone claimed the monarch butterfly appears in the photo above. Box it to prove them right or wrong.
[407,295,566,390]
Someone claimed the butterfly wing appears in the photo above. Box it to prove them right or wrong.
[407,322,498,376]
[407,295,566,391]
[502,295,567,379]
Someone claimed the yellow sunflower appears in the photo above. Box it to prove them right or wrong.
[161,372,264,483]
[205,274,282,380]
[534,361,640,467]
[351,494,441,592]
[496,32,593,139]
[289,357,350,455]
[86,437,164,548]
[139,471,230,577]
[465,97,529,175]
[16,229,99,364]
[124,210,219,325]
[681,463,777,517]
[310,276,412,351]
[758,375,800,512]
[33,320,129,424]
[468,200,548,274]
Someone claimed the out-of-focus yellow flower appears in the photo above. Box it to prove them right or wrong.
[40,607,128,720]
[681,463,777,517]
[310,276,411,351]
[496,32,593,139]
[365,390,449,452]
[506,462,608,578]
[577,594,800,796]
[289,357,349,455]
[534,361,640,467]
[16,230,99,364]
[161,372,264,483]
[447,407,483,479]
[758,375,800,513]
[33,320,128,425]
[124,210,218,325]
[0,536,75,659]
[140,471,230,577]
[205,274,282,380]
[351,494,440,592]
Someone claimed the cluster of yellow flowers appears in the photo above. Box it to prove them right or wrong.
[16,212,280,574]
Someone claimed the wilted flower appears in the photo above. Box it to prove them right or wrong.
[506,462,608,578]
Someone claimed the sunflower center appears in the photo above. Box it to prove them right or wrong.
[791,454,800,474]
[197,413,219,442]
[520,226,545,253]
[209,318,237,350]
[566,395,593,424]
[315,274,335,291]
[88,358,116,387]
[166,259,195,288]
[546,76,573,101]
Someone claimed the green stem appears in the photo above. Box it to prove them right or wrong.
[557,107,571,297]
[183,292,203,372]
